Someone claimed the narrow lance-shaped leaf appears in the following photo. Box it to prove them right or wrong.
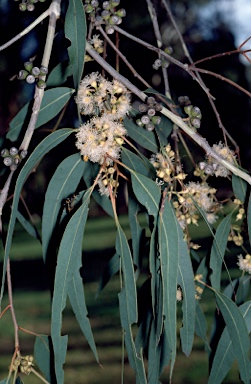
[16,210,40,240]
[96,252,120,297]
[210,213,232,291]
[119,289,147,384]
[122,147,154,178]
[1,129,73,307]
[209,301,251,384]
[247,191,251,246]
[51,188,91,383]
[195,303,211,354]
[68,271,99,363]
[214,290,251,384]
[158,200,180,378]
[42,153,87,261]
[116,225,137,325]
[7,88,75,141]
[65,0,86,89]
[177,235,195,356]
[34,335,55,383]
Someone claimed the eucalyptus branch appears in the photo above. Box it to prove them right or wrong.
[0,171,14,234]
[146,0,171,98]
[86,42,251,185]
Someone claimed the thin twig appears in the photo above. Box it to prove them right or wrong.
[146,0,171,98]
[7,258,19,350]
[86,42,251,185]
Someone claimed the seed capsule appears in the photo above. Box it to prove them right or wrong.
[147,108,156,117]
[19,3,27,11]
[18,70,29,80]
[31,66,40,76]
[102,1,111,10]
[37,80,47,89]
[146,96,156,105]
[105,25,115,34]
[116,8,126,17]
[26,75,36,84]
[3,157,13,166]
[1,149,9,157]
[91,0,99,7]
[141,115,150,125]
[27,3,35,11]
[138,103,148,113]
[190,117,201,129]
[20,150,28,159]
[151,115,161,125]
[24,61,33,72]
[40,66,48,75]
[9,147,18,156]
[146,123,155,131]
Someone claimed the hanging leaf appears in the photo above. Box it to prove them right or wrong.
[34,335,55,383]
[177,235,195,356]
[247,192,251,246]
[131,171,160,221]
[7,88,75,141]
[158,200,180,378]
[65,0,86,89]
[232,174,247,203]
[1,129,73,306]
[195,303,211,354]
[68,271,99,363]
[51,188,91,383]
[116,225,137,325]
[128,192,144,276]
[214,290,251,384]
[122,147,154,178]
[124,117,158,153]
[210,213,232,291]
[16,210,40,240]
[42,153,87,261]
[208,301,251,384]
[119,289,147,383]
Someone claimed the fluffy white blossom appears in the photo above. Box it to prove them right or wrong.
[237,254,251,274]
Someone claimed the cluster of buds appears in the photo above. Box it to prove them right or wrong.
[16,0,46,12]
[17,61,48,89]
[85,34,104,62]
[234,199,245,221]
[197,142,236,178]
[183,104,202,130]
[194,274,204,300]
[152,57,169,70]
[97,166,119,197]
[178,95,191,107]
[136,96,162,131]
[150,144,186,184]
[1,147,27,171]
[12,355,34,375]
[228,225,244,246]
[173,181,219,228]
[84,0,126,34]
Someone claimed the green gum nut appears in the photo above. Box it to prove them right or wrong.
[191,106,202,119]
[190,117,201,129]
[151,115,161,125]
[184,104,193,116]
[84,4,94,13]
[37,80,46,89]
[19,3,27,11]
[24,61,33,72]
[18,70,29,80]
[116,8,126,17]
[111,0,120,6]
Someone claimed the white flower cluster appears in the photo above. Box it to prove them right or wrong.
[75,72,131,165]
[199,142,236,178]
[237,254,251,274]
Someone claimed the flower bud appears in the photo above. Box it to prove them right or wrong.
[190,117,201,129]
[27,3,35,11]
[136,119,144,127]
[19,3,27,11]
[37,80,47,89]
[40,66,48,75]
[191,106,202,119]
[26,75,36,84]
[20,150,28,159]
[138,103,148,113]
[111,0,120,6]
[24,61,33,72]
[141,115,150,125]
[91,0,99,7]
[116,8,126,17]
[105,25,115,34]
[146,123,155,131]
[84,4,94,13]
[101,10,111,20]
[31,66,40,76]
[1,149,9,157]
[154,59,162,68]
[109,15,120,25]
[3,157,13,166]
[151,115,161,125]
[9,147,18,156]
[184,105,193,116]
[146,96,155,105]
[102,1,111,10]
[147,108,156,117]
[18,70,29,80]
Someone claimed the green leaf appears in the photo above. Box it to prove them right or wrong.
[122,147,154,178]
[209,301,251,384]
[155,114,173,144]
[15,378,24,384]
[34,335,55,382]
[214,291,251,384]
[177,235,195,356]
[7,88,75,141]
[210,213,232,291]
[47,61,73,87]
[195,303,211,354]
[42,153,87,261]
[124,117,158,153]
[116,225,137,325]
[65,0,86,89]
[1,129,73,306]
[247,192,251,246]
[119,289,147,383]
[96,252,120,297]
[51,189,91,383]
[232,174,247,203]
[68,271,99,363]
[158,200,180,378]
[0,379,8,384]
[16,210,40,240]
[128,193,144,276]
[131,171,160,221]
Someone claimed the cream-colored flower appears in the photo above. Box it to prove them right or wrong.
[237,254,251,274]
